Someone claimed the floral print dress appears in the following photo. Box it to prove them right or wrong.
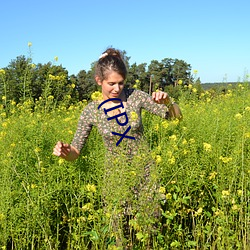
[71,88,171,235]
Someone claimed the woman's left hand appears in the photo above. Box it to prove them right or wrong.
[152,91,171,104]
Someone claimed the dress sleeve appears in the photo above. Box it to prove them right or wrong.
[71,103,93,152]
[136,90,170,119]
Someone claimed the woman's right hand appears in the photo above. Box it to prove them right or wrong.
[53,141,71,158]
[53,141,80,161]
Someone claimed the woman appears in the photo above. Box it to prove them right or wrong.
[53,47,182,246]
[53,48,182,159]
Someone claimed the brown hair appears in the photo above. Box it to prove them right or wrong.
[95,48,127,81]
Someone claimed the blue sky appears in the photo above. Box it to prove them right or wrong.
[1,0,249,83]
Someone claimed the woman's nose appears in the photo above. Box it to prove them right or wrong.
[114,84,120,91]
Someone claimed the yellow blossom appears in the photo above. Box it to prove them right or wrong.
[58,158,65,165]
[170,119,179,126]
[168,156,175,165]
[234,113,242,120]
[237,189,243,196]
[130,111,138,121]
[245,106,250,112]
[133,84,138,89]
[91,91,103,101]
[81,203,93,212]
[203,142,212,152]
[34,147,41,153]
[222,190,230,197]
[193,69,198,74]
[232,204,239,211]
[214,209,223,216]
[159,186,166,194]
[155,155,162,164]
[178,79,183,85]
[48,95,54,100]
[2,96,6,100]
[54,56,58,61]
[165,193,172,199]
[2,122,8,127]
[0,213,5,221]
[192,88,197,93]
[219,156,232,164]
[169,134,177,141]
[182,139,187,145]
[28,42,32,47]
[208,171,217,180]
[189,138,195,144]
[188,84,193,89]
[0,69,6,75]
[86,184,97,193]
[154,124,159,131]
[195,207,203,216]
[135,79,140,83]
[161,120,168,128]
[71,83,76,89]
[11,100,16,105]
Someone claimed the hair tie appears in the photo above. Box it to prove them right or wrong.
[99,52,108,59]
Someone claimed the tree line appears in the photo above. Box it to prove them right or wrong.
[0,51,200,106]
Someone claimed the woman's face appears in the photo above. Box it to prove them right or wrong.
[96,71,125,100]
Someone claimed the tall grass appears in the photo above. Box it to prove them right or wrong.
[0,83,249,249]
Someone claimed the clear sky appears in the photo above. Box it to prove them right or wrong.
[1,0,249,83]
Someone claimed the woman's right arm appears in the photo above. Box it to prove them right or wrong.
[53,141,80,161]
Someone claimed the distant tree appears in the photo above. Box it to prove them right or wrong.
[77,67,98,101]
[5,55,33,102]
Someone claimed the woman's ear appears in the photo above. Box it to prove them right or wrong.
[95,76,102,86]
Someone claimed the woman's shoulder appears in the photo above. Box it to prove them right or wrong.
[80,100,100,114]
[125,88,150,102]
[125,88,149,99]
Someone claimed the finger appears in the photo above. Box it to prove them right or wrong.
[152,92,156,100]
[53,147,61,156]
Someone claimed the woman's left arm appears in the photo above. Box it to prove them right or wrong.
[152,91,182,120]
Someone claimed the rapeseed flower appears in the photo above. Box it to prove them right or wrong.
[165,193,172,199]
[237,189,243,196]
[86,184,97,193]
[234,113,242,120]
[0,69,5,75]
[155,155,162,164]
[161,120,168,128]
[178,79,183,85]
[169,134,177,141]
[130,111,138,121]
[91,91,103,101]
[194,207,203,216]
[158,186,166,194]
[208,171,217,180]
[203,142,212,152]
[154,124,159,131]
[81,203,93,212]
[54,56,58,62]
[168,156,175,165]
[222,190,230,197]
[28,42,32,47]
[219,156,232,164]
[232,204,239,211]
